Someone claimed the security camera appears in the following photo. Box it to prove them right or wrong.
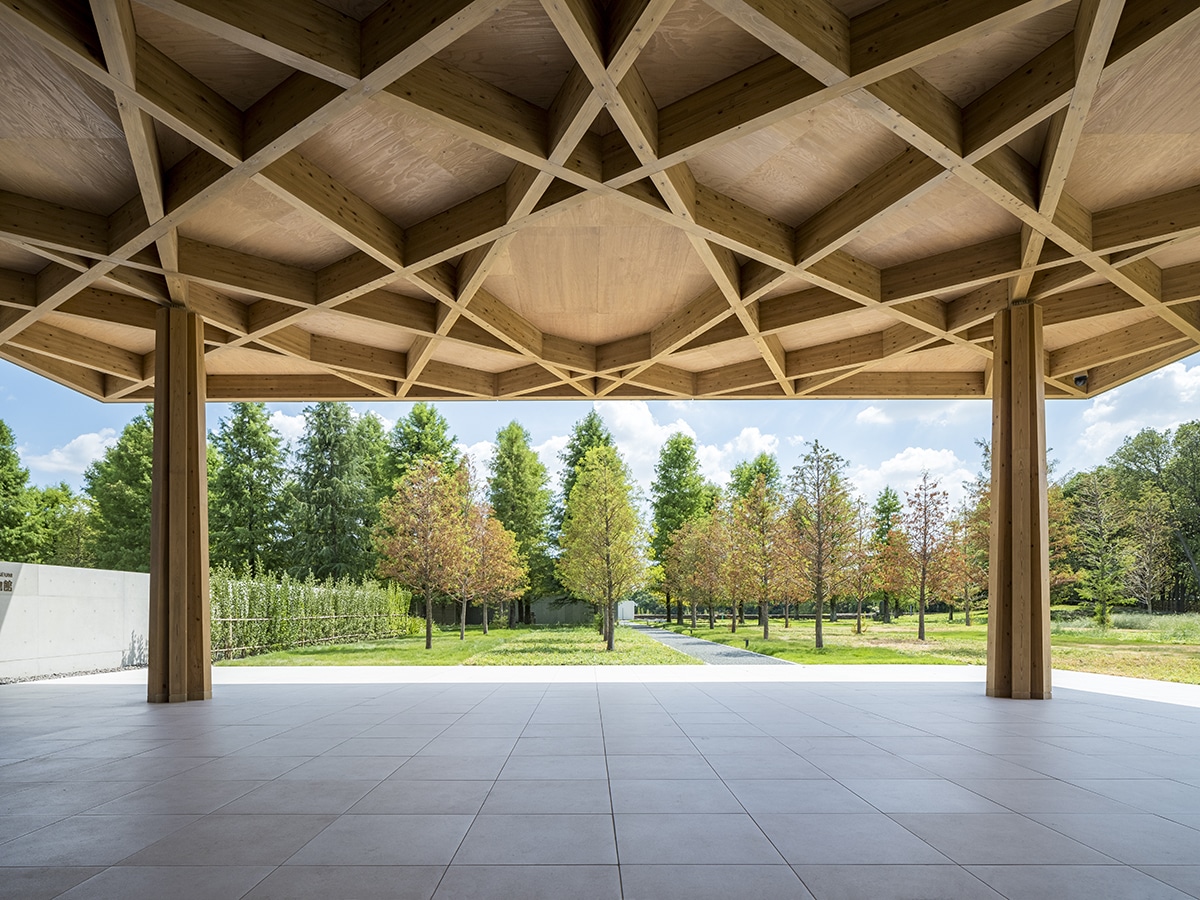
[1073,374,1088,388]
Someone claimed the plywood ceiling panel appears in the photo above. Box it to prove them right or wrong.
[1,0,1196,403]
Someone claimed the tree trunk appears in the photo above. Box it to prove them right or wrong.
[605,601,615,651]
[830,598,838,622]
[761,600,769,640]
[664,588,672,624]
[730,599,737,633]
[425,595,433,650]
[676,595,683,626]
[881,595,891,623]
[815,581,824,649]
[738,600,744,624]
[855,596,863,635]
[709,602,715,629]
[964,593,972,626]
[460,598,466,640]
[482,603,489,634]
[784,600,789,628]
[918,571,926,641]
[523,597,532,625]
[691,597,697,629]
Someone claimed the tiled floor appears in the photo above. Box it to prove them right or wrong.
[2,668,1200,899]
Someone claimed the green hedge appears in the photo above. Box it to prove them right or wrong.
[210,566,417,659]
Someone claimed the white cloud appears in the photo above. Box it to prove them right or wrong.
[785,434,807,447]
[849,446,972,508]
[269,411,306,446]
[1068,359,1200,468]
[458,440,495,473]
[855,405,892,425]
[533,434,569,493]
[23,429,117,477]
[694,426,781,488]
[595,400,697,490]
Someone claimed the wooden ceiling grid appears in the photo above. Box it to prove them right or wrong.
[0,0,1199,406]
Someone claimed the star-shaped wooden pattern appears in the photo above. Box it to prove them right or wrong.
[1,0,1198,404]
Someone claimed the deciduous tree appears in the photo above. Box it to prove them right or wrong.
[84,408,154,572]
[558,445,645,651]
[488,421,552,624]
[904,470,949,641]
[790,441,854,649]
[377,456,469,649]
[729,471,784,639]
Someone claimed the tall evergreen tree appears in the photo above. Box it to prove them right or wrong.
[288,402,375,579]
[871,485,904,622]
[387,402,458,484]
[209,403,288,574]
[651,433,706,624]
[1073,469,1130,627]
[356,412,392,506]
[488,421,552,618]
[558,445,645,650]
[729,452,782,498]
[556,409,614,530]
[0,419,30,561]
[84,408,155,572]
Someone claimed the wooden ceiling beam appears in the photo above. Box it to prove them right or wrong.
[0,345,108,400]
[135,0,361,87]
[9,321,146,381]
[1049,316,1187,377]
[1086,339,1198,393]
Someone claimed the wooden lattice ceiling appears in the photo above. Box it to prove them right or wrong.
[1,0,1199,403]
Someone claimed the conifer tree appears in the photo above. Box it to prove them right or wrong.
[488,421,552,622]
[651,432,706,624]
[288,402,374,579]
[387,402,458,484]
[84,408,154,572]
[555,409,614,532]
[209,402,288,574]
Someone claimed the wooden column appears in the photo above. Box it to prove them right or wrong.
[148,308,211,703]
[987,304,1052,699]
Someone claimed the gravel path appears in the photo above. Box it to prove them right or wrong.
[629,623,794,665]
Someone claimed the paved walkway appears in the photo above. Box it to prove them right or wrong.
[630,623,794,665]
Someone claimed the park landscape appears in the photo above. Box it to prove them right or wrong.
[3,400,1199,683]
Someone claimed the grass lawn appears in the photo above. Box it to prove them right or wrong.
[662,613,1200,683]
[216,623,700,667]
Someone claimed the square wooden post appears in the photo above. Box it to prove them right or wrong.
[148,308,211,703]
[987,304,1052,699]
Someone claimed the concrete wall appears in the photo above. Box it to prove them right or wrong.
[0,562,149,680]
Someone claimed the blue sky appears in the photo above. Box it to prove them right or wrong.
[4,353,1199,509]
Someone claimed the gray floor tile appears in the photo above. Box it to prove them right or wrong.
[286,814,473,866]
[0,781,150,816]
[324,737,431,756]
[610,778,742,813]
[244,865,445,900]
[795,864,1003,899]
[454,814,617,865]
[221,779,376,814]
[956,778,1139,813]
[480,779,612,814]
[623,864,813,900]
[124,814,334,866]
[892,812,1113,865]
[351,780,492,815]
[1139,867,1200,896]
[499,754,608,780]
[417,737,517,757]
[725,779,875,814]
[967,865,1192,899]
[511,736,605,755]
[1029,813,1200,865]
[1064,778,1200,815]
[602,736,699,755]
[754,813,947,865]
[810,754,939,780]
[0,814,197,866]
[395,756,506,781]
[0,815,59,843]
[277,755,406,780]
[0,867,105,900]
[84,779,261,815]
[170,756,309,781]
[56,865,273,900]
[842,778,1007,813]
[433,865,620,900]
[615,813,784,864]
[606,755,716,780]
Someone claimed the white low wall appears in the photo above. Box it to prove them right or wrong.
[0,562,149,680]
